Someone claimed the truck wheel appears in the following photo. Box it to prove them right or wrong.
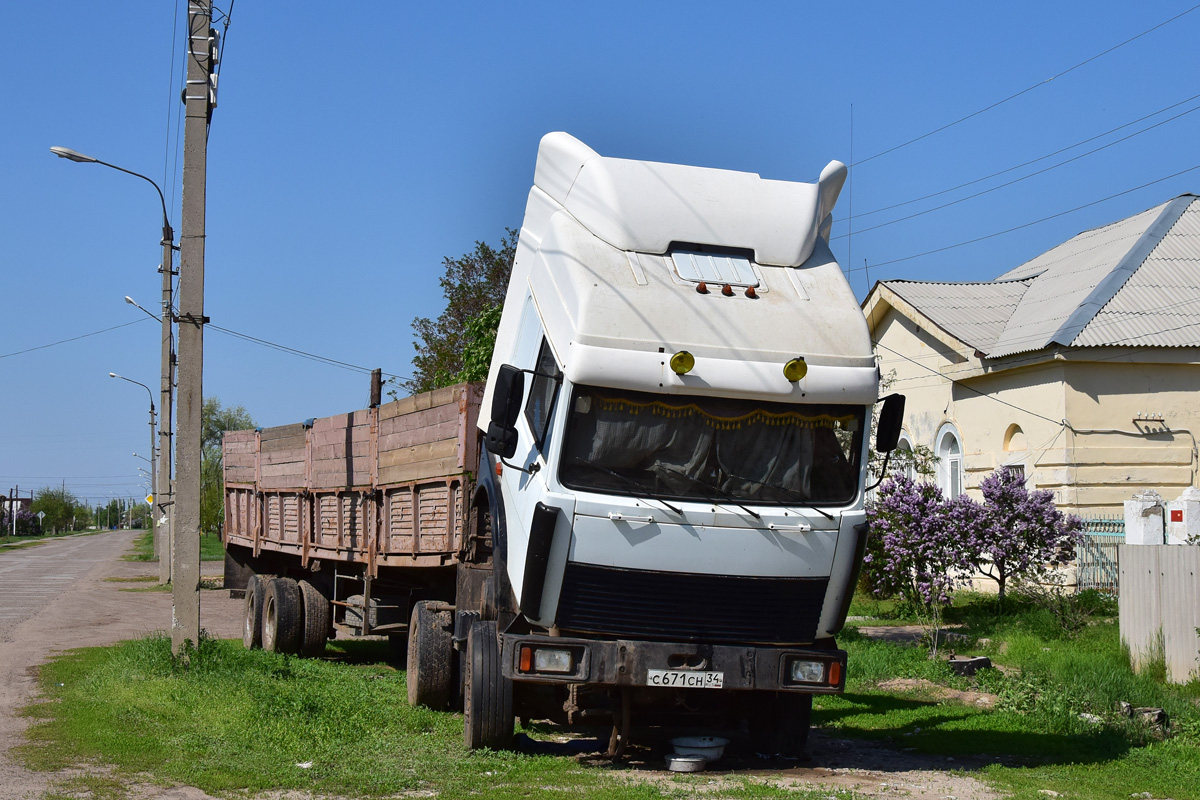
[406,601,452,709]
[262,577,303,654]
[748,691,812,757]
[463,619,513,750]
[298,579,331,657]
[242,573,270,649]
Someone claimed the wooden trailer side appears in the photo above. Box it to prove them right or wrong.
[222,382,484,574]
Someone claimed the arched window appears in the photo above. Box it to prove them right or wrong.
[1002,424,1027,484]
[896,432,915,481]
[936,424,963,498]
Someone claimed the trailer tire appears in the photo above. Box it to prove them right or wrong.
[748,691,812,757]
[298,579,330,657]
[242,573,270,650]
[463,619,513,750]
[262,577,303,655]
[406,601,452,709]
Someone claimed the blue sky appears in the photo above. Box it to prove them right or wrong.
[3,1,1199,506]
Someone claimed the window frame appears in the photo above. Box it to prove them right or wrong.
[935,423,964,498]
[523,338,563,451]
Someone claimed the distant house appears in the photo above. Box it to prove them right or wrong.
[863,194,1200,516]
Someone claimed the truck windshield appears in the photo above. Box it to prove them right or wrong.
[559,386,865,506]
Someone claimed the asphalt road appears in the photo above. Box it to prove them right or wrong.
[0,530,241,800]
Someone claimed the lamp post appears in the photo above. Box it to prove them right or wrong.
[109,373,156,545]
[54,146,176,583]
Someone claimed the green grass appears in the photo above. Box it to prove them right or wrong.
[835,591,1200,800]
[20,589,1200,800]
[18,636,846,800]
[122,530,156,562]
[122,531,225,562]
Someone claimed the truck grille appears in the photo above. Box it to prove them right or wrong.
[554,563,828,645]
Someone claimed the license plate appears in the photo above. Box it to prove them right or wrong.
[646,669,724,689]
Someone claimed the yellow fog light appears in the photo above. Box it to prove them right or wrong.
[783,357,808,382]
[670,351,695,375]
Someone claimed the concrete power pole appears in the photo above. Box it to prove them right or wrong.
[158,204,176,584]
[173,0,214,655]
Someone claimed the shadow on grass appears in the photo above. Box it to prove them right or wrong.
[322,638,405,669]
[814,692,1133,770]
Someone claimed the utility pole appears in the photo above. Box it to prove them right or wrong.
[173,0,215,655]
[158,197,176,585]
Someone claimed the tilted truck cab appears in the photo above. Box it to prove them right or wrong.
[465,132,902,753]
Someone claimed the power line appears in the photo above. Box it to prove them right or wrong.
[854,163,1200,271]
[0,320,149,361]
[849,91,1200,221]
[852,4,1200,167]
[873,339,1064,426]
[835,102,1200,240]
[207,324,409,381]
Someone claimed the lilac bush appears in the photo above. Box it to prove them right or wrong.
[864,476,976,653]
[967,469,1082,603]
[0,507,38,536]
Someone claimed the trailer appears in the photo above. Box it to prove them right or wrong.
[223,383,484,659]
[226,131,904,757]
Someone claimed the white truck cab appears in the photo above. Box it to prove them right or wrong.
[463,132,903,754]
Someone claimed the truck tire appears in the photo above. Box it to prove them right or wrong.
[262,577,303,654]
[406,601,452,709]
[298,579,331,657]
[242,573,270,650]
[748,691,812,757]
[462,619,513,750]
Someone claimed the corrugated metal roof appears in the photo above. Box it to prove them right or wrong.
[1074,198,1200,348]
[877,194,1200,358]
[882,279,1030,351]
[987,201,1176,357]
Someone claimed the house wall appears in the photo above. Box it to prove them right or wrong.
[873,306,1068,503]
[873,300,1200,516]
[1059,359,1198,512]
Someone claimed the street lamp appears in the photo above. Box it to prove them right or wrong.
[109,372,156,543]
[55,145,176,583]
[134,452,152,463]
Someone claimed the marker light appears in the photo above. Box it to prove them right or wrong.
[783,357,808,382]
[670,351,695,375]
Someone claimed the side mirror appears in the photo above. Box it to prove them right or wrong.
[491,365,525,427]
[875,394,905,453]
[485,421,519,459]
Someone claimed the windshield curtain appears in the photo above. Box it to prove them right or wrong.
[559,386,864,505]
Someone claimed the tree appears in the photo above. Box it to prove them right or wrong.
[864,475,978,655]
[201,397,256,537]
[403,229,517,395]
[965,468,1082,603]
[31,486,84,534]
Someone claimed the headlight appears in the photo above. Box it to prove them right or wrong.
[787,658,826,684]
[519,645,575,674]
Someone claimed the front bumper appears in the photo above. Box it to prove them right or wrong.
[500,633,846,693]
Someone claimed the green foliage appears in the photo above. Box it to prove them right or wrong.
[30,486,88,533]
[403,230,516,395]
[200,397,255,538]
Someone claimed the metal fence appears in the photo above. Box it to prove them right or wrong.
[1075,516,1125,594]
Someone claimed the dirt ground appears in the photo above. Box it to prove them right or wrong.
[0,533,1005,800]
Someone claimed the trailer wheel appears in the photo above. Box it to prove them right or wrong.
[242,573,270,649]
[298,579,330,657]
[262,577,303,654]
[463,619,513,750]
[406,601,452,709]
[748,691,812,757]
